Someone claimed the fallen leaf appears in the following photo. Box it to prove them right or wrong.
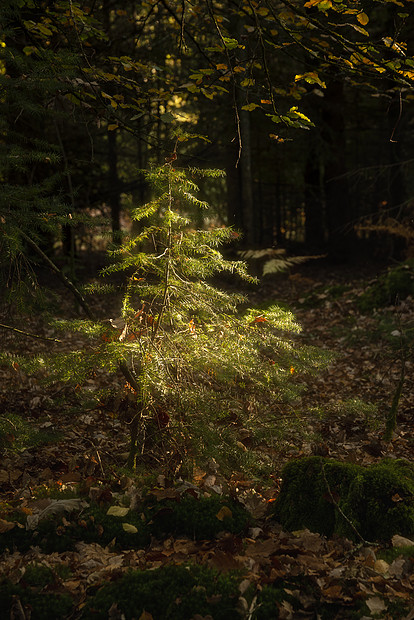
[322,584,343,599]
[216,506,232,521]
[107,506,130,517]
[0,518,15,533]
[374,559,389,574]
[150,488,179,501]
[392,535,414,547]
[366,597,386,614]
[139,611,154,620]
[388,557,407,578]
[122,523,138,533]
[26,498,88,530]
[208,550,243,571]
[245,538,280,558]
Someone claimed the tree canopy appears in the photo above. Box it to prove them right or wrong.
[1,0,413,267]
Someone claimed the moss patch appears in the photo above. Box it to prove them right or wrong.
[0,568,73,620]
[82,564,241,619]
[0,494,250,554]
[0,504,151,554]
[273,457,414,542]
[357,260,414,312]
[145,493,250,540]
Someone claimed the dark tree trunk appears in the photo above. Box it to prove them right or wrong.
[304,144,325,250]
[239,109,255,247]
[108,130,121,240]
[322,80,354,261]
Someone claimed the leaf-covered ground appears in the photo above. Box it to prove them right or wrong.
[0,261,413,619]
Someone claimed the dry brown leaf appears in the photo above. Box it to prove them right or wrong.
[373,559,389,574]
[208,550,243,571]
[245,538,280,558]
[392,535,414,547]
[0,518,15,533]
[322,584,343,599]
[366,597,386,614]
[216,505,232,521]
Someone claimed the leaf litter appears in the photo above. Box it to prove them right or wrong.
[0,263,413,618]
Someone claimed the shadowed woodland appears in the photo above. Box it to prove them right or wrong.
[0,1,414,618]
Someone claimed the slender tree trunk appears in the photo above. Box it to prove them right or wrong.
[238,108,255,246]
[304,145,325,250]
[108,129,121,240]
[322,80,354,261]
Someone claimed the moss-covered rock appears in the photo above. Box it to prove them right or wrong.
[357,259,414,312]
[82,564,241,619]
[273,457,414,542]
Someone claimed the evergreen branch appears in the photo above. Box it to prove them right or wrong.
[0,323,62,343]
[19,231,145,394]
[18,229,95,321]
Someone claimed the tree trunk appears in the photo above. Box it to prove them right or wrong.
[304,144,325,250]
[108,129,121,240]
[238,108,255,247]
[322,81,354,261]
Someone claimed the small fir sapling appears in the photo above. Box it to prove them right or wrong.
[1,164,329,475]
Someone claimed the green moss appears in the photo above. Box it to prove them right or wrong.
[0,494,249,554]
[357,260,414,313]
[0,504,151,554]
[273,457,414,542]
[0,412,62,452]
[252,584,298,619]
[145,493,250,540]
[23,564,55,589]
[377,545,414,563]
[82,564,241,619]
[0,579,73,620]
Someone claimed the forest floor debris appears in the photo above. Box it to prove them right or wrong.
[0,262,413,618]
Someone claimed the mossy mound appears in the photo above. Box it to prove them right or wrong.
[144,493,250,540]
[0,494,250,554]
[357,259,414,312]
[273,457,414,542]
[0,504,151,554]
[82,564,241,619]
[0,563,73,620]
[252,576,361,619]
[252,583,299,619]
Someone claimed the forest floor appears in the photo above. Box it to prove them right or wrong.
[0,259,413,619]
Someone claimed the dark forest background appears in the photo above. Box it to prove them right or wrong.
[1,0,414,290]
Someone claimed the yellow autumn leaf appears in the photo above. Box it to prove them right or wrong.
[106,505,130,517]
[241,103,259,111]
[108,124,119,131]
[216,505,232,521]
[357,12,369,25]
[122,522,138,533]
[241,78,255,87]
